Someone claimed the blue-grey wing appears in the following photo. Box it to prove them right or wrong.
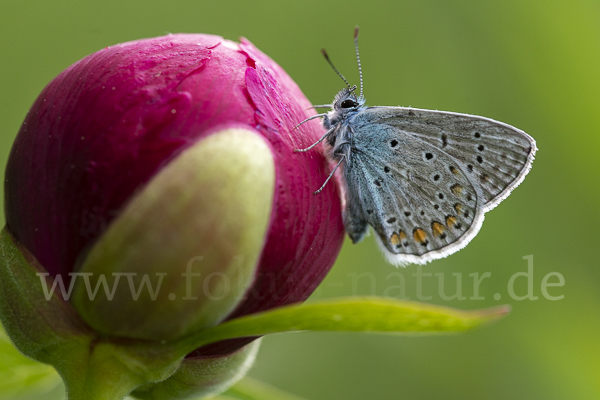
[352,107,537,210]
[341,121,483,266]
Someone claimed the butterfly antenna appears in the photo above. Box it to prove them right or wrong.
[321,48,352,90]
[354,26,364,100]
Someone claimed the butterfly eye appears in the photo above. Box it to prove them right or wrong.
[340,99,357,108]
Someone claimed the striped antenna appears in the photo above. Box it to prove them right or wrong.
[321,48,351,90]
[354,26,364,99]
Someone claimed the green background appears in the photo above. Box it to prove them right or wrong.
[1,0,598,399]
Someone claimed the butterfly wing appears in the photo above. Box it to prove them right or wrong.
[342,107,536,265]
[357,107,537,210]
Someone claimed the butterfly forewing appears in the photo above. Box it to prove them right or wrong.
[360,107,537,210]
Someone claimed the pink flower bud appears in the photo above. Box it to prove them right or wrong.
[4,34,344,352]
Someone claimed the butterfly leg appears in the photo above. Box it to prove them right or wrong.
[294,126,334,153]
[293,113,328,130]
[314,155,345,195]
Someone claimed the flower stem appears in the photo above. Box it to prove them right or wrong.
[59,341,181,400]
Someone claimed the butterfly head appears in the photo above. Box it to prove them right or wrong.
[326,86,365,127]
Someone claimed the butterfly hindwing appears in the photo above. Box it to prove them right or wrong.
[342,121,485,265]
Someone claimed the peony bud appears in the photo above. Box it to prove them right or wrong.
[1,33,345,399]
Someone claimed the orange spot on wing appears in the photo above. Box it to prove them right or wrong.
[391,233,401,246]
[413,228,428,244]
[399,230,407,240]
[451,184,463,195]
[454,203,463,214]
[432,222,446,237]
[446,215,458,228]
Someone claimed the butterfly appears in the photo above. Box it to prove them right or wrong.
[295,27,537,266]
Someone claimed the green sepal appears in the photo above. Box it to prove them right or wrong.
[0,228,185,400]
[72,128,275,342]
[131,340,261,400]
[0,227,93,368]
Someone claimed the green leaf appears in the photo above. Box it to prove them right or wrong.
[0,323,60,398]
[175,297,509,355]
